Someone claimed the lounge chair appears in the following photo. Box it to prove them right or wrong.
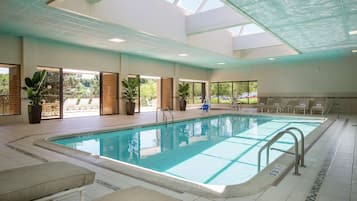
[93,186,180,201]
[0,161,95,201]
[293,99,309,114]
[264,98,282,113]
[310,98,326,115]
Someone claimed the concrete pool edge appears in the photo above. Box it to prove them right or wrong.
[34,114,334,198]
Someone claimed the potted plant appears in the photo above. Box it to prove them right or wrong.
[178,82,189,111]
[22,70,47,123]
[122,78,138,115]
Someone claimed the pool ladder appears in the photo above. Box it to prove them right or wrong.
[156,107,174,124]
[257,127,305,176]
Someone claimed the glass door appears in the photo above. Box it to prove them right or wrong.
[38,66,61,119]
[139,75,161,112]
[63,69,100,118]
[100,72,119,115]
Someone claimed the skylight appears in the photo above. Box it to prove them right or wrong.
[227,26,242,37]
[227,24,265,37]
[240,24,265,36]
[199,0,224,13]
[177,0,204,14]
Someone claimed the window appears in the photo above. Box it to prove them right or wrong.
[179,80,206,104]
[177,0,204,14]
[218,82,232,104]
[199,0,224,13]
[210,82,218,104]
[210,81,258,104]
[0,64,20,115]
[240,24,265,36]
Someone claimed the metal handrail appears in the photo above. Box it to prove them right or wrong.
[285,127,305,167]
[164,106,174,122]
[258,130,300,175]
[156,107,161,123]
[162,110,168,124]
[156,107,174,124]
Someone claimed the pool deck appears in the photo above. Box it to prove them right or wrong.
[0,109,356,201]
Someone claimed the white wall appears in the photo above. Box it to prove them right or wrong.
[211,56,357,97]
[0,34,21,64]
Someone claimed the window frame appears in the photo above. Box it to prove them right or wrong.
[0,63,21,116]
[210,80,258,104]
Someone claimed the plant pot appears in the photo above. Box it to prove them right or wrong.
[179,100,187,111]
[126,102,135,115]
[28,105,42,124]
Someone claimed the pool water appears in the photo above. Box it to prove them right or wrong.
[53,114,323,185]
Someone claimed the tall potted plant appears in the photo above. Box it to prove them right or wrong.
[122,78,138,115]
[178,82,189,111]
[22,70,47,123]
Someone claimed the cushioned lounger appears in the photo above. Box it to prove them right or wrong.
[93,186,181,201]
[0,161,95,201]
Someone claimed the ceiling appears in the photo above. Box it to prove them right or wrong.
[226,0,357,52]
[0,0,355,70]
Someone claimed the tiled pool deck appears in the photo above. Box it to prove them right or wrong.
[0,110,356,201]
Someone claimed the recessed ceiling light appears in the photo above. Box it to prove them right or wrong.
[352,50,357,53]
[108,38,125,43]
[349,30,357,35]
[268,57,276,60]
[217,62,225,65]
[178,53,188,57]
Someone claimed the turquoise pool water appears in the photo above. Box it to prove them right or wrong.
[53,114,323,185]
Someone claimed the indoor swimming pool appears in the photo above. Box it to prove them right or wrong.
[53,114,324,186]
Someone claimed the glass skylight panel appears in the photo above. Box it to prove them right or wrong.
[240,24,265,36]
[164,0,175,3]
[177,0,204,14]
[227,26,242,37]
[199,0,224,13]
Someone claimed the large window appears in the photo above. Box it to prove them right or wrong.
[210,81,258,104]
[63,69,100,118]
[179,80,206,104]
[0,64,20,115]
[218,82,232,104]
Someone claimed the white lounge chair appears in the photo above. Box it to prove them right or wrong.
[0,162,95,201]
[311,99,326,115]
[93,186,180,201]
[294,99,309,114]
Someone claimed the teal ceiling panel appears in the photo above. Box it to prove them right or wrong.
[227,0,357,53]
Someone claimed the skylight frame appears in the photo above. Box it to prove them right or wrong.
[227,23,266,37]
[197,0,224,13]
[177,0,205,15]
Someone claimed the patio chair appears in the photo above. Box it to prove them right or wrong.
[77,98,91,111]
[293,99,309,114]
[63,98,79,112]
[264,98,282,113]
[310,98,326,115]
[0,161,95,201]
[256,97,267,112]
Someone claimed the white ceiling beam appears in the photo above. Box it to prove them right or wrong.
[233,32,283,50]
[186,6,250,35]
